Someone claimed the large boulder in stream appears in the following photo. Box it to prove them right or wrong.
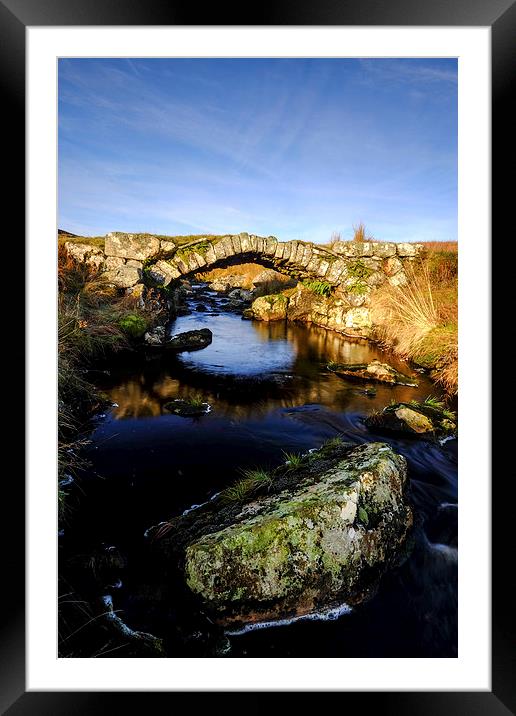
[147,442,412,627]
[327,359,418,387]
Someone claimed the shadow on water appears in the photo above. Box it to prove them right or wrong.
[61,283,457,658]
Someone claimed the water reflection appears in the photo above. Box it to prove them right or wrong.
[75,283,457,658]
[172,306,397,377]
[106,300,434,421]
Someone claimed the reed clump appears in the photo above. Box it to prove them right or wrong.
[371,246,458,393]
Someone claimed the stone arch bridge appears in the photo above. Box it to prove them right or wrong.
[65,232,425,337]
[68,231,424,291]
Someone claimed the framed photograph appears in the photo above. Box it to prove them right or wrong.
[3,0,512,710]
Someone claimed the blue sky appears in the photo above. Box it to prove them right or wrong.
[58,58,457,243]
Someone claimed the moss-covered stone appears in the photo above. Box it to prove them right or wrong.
[182,442,412,626]
[345,259,374,281]
[365,400,457,438]
[251,293,288,321]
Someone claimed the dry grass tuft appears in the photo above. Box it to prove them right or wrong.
[352,222,367,243]
[421,241,458,253]
[372,256,458,394]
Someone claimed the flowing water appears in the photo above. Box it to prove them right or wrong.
[61,283,457,658]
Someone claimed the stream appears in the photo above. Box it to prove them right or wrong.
[60,283,457,658]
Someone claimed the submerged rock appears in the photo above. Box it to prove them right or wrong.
[150,442,412,627]
[328,359,418,387]
[163,399,211,417]
[365,401,457,437]
[166,328,213,352]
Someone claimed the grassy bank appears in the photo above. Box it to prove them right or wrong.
[58,245,155,518]
[371,242,458,394]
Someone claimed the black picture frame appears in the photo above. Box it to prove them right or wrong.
[2,0,512,711]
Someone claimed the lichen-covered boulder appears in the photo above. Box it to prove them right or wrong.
[373,242,397,258]
[251,294,288,321]
[331,241,375,257]
[104,256,126,271]
[160,239,178,256]
[365,401,457,437]
[104,265,141,288]
[65,241,105,269]
[146,260,181,287]
[105,232,160,261]
[119,313,147,339]
[397,242,424,257]
[181,443,412,626]
[328,359,418,387]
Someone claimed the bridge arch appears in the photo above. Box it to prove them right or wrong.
[136,232,423,291]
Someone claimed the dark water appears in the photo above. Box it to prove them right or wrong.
[61,284,457,658]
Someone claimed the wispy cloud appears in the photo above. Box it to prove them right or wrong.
[58,58,457,242]
[358,58,457,86]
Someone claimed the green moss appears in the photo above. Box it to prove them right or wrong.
[405,398,456,426]
[346,260,373,281]
[176,240,213,262]
[263,293,287,307]
[347,279,369,295]
[58,235,106,250]
[302,279,332,297]
[118,313,147,339]
[184,443,410,611]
